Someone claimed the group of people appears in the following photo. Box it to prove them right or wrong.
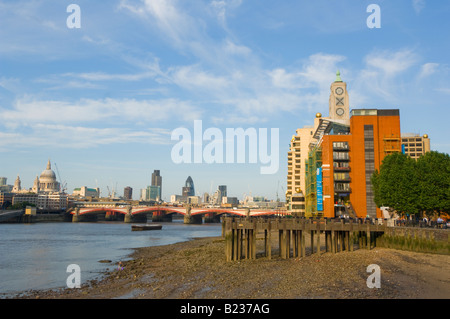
[422,216,448,228]
[394,216,449,228]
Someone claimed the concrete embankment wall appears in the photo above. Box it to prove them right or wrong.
[376,227,449,255]
[2,213,71,223]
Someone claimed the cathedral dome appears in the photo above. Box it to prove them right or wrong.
[39,160,59,192]
[40,160,57,180]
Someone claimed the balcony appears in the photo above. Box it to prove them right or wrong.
[333,156,350,162]
[334,188,352,194]
[334,183,351,193]
[333,166,351,172]
[333,146,350,151]
[334,177,351,183]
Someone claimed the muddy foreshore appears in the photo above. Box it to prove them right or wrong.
[7,235,450,300]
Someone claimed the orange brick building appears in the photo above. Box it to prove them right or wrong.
[306,109,401,219]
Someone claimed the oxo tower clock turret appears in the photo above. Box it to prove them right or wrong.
[329,70,350,123]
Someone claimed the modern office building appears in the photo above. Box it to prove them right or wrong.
[72,186,100,198]
[222,196,239,206]
[287,126,314,200]
[0,177,12,193]
[124,186,133,200]
[401,133,431,160]
[305,108,401,219]
[182,176,195,197]
[148,185,161,201]
[218,185,227,204]
[12,193,68,210]
[151,170,162,198]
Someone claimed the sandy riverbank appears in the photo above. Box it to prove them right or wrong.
[10,235,450,299]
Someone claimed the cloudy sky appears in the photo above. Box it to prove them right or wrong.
[1,0,449,200]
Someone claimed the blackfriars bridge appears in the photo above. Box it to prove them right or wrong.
[69,204,288,224]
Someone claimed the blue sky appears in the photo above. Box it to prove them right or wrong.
[1,0,449,201]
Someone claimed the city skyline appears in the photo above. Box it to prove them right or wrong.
[1,1,449,200]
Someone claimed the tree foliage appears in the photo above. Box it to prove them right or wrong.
[416,151,450,215]
[372,151,450,216]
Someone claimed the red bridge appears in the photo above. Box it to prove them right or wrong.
[69,205,288,223]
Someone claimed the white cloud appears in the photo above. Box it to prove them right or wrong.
[205,53,347,122]
[412,0,426,14]
[210,0,242,28]
[0,97,203,126]
[120,0,199,50]
[169,65,230,91]
[352,48,424,104]
[418,63,439,78]
[222,39,251,56]
[435,88,450,94]
[0,124,173,150]
[364,49,418,77]
[63,71,157,82]
[297,53,347,89]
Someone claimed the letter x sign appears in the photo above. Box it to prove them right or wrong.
[336,98,344,106]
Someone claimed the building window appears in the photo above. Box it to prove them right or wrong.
[364,125,376,218]
[335,183,351,191]
[333,142,349,150]
[334,173,350,181]
[333,152,350,160]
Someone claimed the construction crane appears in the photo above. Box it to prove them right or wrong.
[54,162,67,193]
[276,180,280,202]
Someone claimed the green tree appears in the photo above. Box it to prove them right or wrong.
[8,201,36,210]
[416,151,450,216]
[372,152,419,216]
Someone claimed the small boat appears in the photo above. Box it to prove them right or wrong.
[131,224,163,231]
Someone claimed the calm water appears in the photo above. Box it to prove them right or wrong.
[0,220,222,296]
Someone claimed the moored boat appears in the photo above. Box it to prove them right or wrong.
[131,224,163,231]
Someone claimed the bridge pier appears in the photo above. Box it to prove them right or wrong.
[105,211,121,221]
[124,213,147,223]
[72,208,82,222]
[124,213,133,223]
[204,213,221,223]
[72,214,97,222]
[184,214,202,224]
[152,211,172,222]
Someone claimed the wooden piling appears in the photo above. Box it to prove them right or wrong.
[224,217,386,262]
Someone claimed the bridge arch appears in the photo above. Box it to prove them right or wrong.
[190,209,247,217]
[132,207,187,216]
[73,208,128,215]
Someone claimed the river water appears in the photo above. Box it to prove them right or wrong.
[0,220,222,297]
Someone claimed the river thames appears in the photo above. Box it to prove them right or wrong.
[0,220,222,297]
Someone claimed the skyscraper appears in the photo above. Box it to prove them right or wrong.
[124,186,133,200]
[147,185,161,201]
[182,176,195,197]
[218,185,227,197]
[218,185,227,205]
[151,170,162,199]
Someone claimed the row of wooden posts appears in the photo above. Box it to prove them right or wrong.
[223,217,387,262]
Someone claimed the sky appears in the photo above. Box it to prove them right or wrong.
[1,0,449,201]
